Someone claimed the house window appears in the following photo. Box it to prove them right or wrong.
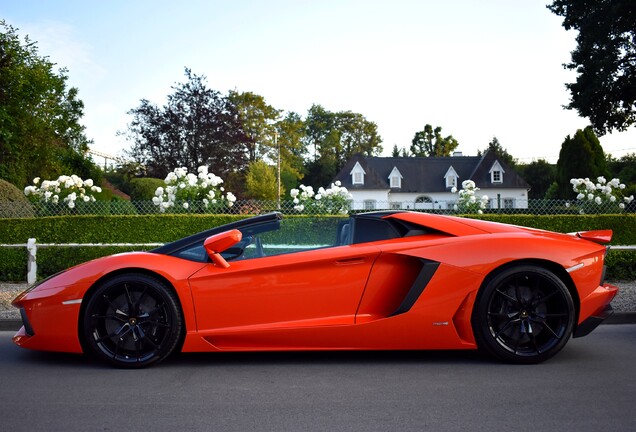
[390,202,402,209]
[415,196,433,204]
[503,198,514,209]
[353,172,364,185]
[363,200,376,210]
[390,175,400,188]
[492,170,502,183]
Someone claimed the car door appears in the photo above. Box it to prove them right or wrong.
[188,243,381,332]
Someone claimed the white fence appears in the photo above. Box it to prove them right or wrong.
[2,240,164,284]
[1,239,635,285]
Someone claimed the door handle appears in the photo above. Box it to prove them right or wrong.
[335,257,366,265]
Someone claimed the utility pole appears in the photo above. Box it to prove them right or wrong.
[275,131,281,209]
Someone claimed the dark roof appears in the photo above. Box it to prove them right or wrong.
[334,151,529,192]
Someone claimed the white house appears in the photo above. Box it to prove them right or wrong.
[333,150,530,211]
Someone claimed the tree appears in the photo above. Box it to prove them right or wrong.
[555,126,608,198]
[303,105,383,186]
[275,112,307,196]
[228,90,281,163]
[608,153,636,197]
[547,1,636,134]
[245,160,281,200]
[478,137,516,167]
[0,20,95,187]
[516,159,555,199]
[410,124,458,157]
[123,69,249,179]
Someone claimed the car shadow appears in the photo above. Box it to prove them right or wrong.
[11,348,491,369]
[169,349,487,367]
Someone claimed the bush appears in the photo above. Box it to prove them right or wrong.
[0,179,34,217]
[0,214,634,281]
[128,178,165,201]
[606,251,636,280]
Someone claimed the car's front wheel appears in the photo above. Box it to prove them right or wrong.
[472,265,575,364]
[82,273,183,368]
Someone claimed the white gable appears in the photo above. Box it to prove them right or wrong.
[489,160,505,183]
[443,165,459,188]
[350,161,366,185]
[388,166,403,188]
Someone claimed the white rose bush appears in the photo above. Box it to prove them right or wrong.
[290,181,352,215]
[452,180,489,214]
[152,166,236,213]
[24,174,102,213]
[570,176,634,213]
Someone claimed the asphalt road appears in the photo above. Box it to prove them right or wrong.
[1,326,635,432]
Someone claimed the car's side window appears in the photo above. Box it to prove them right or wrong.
[255,217,347,257]
[352,218,402,244]
[173,217,351,263]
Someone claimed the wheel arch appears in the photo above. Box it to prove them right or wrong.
[476,258,581,325]
[77,267,187,354]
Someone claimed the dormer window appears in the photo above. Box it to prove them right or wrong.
[350,161,366,185]
[444,166,459,189]
[388,166,402,188]
[489,161,505,184]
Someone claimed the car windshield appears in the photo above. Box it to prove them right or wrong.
[173,216,349,263]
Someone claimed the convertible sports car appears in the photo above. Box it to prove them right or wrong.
[12,211,618,367]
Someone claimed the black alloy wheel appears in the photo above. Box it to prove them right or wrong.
[82,273,183,368]
[472,265,575,364]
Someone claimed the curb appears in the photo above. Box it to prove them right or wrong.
[0,319,21,331]
[1,313,635,332]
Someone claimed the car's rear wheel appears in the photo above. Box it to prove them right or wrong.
[472,265,575,364]
[82,273,183,368]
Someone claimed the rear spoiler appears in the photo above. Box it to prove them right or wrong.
[569,230,613,245]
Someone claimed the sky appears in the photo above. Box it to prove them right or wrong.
[3,0,636,164]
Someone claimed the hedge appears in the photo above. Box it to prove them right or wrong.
[1,213,634,281]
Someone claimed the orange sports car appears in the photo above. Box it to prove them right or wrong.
[12,211,618,367]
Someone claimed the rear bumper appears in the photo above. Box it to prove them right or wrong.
[573,304,614,338]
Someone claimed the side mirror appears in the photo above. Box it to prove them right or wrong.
[204,229,242,268]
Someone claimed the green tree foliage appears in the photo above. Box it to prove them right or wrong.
[127,178,165,201]
[228,90,281,162]
[547,1,636,134]
[516,159,555,199]
[245,160,281,200]
[410,124,458,157]
[478,137,516,167]
[123,68,249,179]
[608,153,636,197]
[275,112,307,188]
[303,104,382,186]
[0,20,95,187]
[555,126,608,198]
[391,144,401,157]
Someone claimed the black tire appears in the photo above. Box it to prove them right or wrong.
[82,273,183,368]
[471,265,575,364]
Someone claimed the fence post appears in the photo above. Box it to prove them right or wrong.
[27,238,37,285]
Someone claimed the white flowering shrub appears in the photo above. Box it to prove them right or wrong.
[290,181,352,214]
[570,176,634,213]
[24,175,102,210]
[152,166,236,213]
[452,180,489,214]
